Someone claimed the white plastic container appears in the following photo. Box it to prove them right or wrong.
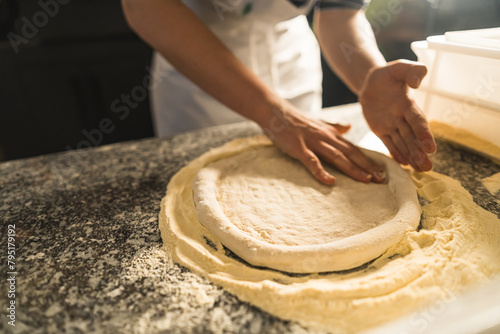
[411,28,500,148]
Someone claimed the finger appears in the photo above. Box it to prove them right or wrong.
[404,105,437,153]
[408,149,433,172]
[386,60,427,88]
[391,131,411,165]
[396,119,425,166]
[380,134,408,165]
[332,138,386,183]
[297,149,336,185]
[320,120,352,135]
[396,118,433,171]
[405,63,427,89]
[316,142,373,183]
[331,123,351,134]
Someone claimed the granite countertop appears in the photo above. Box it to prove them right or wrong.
[1,105,499,334]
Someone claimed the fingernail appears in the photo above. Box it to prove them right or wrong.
[358,173,372,183]
[410,150,432,172]
[374,170,386,181]
[323,171,335,184]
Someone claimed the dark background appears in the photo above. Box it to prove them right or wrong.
[1,0,500,161]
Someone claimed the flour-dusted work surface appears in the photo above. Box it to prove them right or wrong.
[1,105,500,334]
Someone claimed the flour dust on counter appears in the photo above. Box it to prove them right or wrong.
[118,246,323,334]
[482,172,500,196]
[430,121,500,164]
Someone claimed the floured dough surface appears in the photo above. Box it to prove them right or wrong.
[159,136,500,333]
[201,147,397,245]
[193,143,420,272]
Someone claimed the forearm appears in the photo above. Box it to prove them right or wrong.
[121,0,281,126]
[314,8,386,95]
[121,0,390,184]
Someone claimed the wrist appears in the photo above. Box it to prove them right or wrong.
[250,95,288,129]
[358,62,385,103]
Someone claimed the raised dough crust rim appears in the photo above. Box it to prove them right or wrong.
[192,136,422,273]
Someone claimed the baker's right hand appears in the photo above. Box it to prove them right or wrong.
[257,105,386,185]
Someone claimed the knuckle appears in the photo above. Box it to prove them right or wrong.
[409,149,426,163]
[302,152,319,166]
[344,145,361,157]
[401,98,413,109]
[412,111,425,121]
[404,137,419,150]
[395,117,407,129]
[328,149,343,161]
[367,159,381,170]
[380,135,394,147]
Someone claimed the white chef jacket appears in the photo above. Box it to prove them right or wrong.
[150,0,365,136]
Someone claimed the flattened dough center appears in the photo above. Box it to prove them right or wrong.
[214,147,398,246]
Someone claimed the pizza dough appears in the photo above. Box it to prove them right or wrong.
[159,135,500,333]
[193,141,421,273]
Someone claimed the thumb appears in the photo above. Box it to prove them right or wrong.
[332,123,352,134]
[322,121,351,134]
[387,60,427,89]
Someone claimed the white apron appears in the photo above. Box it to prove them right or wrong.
[151,0,322,136]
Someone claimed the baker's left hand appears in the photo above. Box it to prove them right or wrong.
[359,60,437,171]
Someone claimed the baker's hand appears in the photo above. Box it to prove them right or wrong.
[258,105,386,185]
[359,60,437,171]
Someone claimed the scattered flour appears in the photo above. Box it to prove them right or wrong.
[482,172,500,195]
